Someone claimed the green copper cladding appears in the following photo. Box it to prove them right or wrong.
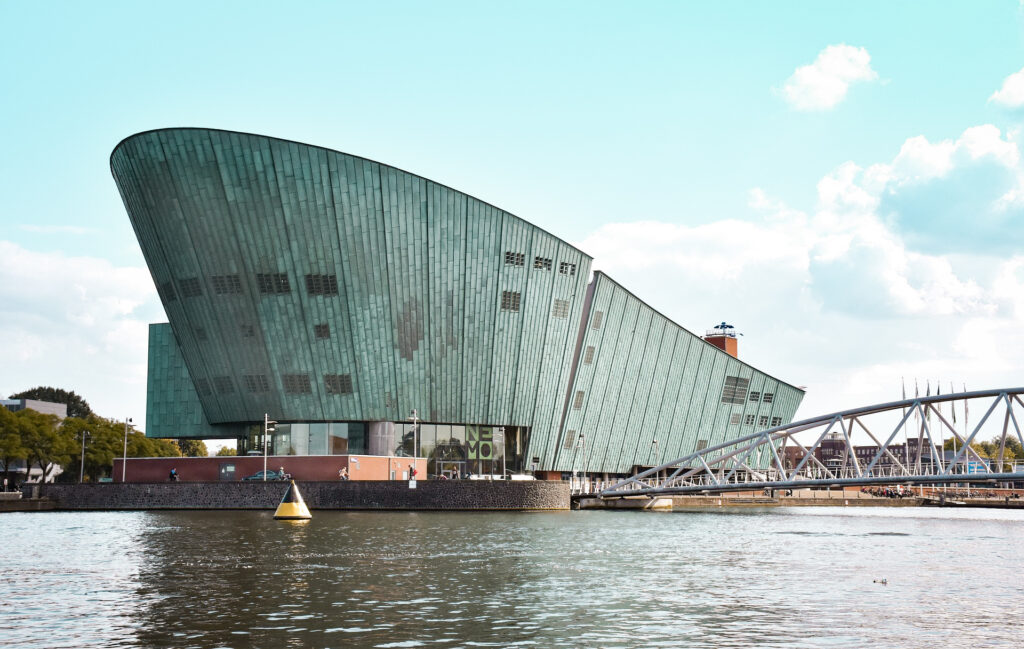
[113,128,591,442]
[146,323,246,439]
[553,273,803,474]
[115,128,803,472]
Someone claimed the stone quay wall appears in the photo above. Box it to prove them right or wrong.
[24,480,570,511]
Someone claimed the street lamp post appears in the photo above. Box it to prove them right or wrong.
[263,414,277,481]
[652,439,659,479]
[122,417,133,483]
[79,431,91,483]
[578,432,586,493]
[408,409,419,469]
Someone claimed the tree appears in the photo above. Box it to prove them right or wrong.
[215,446,237,456]
[9,387,92,419]
[18,409,73,482]
[944,435,1021,472]
[0,407,27,489]
[177,439,208,457]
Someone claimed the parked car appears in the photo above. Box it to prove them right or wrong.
[242,469,290,481]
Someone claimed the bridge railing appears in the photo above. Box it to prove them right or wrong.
[597,388,1024,498]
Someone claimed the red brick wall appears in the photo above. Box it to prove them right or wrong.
[113,455,426,483]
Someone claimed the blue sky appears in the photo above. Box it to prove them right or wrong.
[2,1,1024,438]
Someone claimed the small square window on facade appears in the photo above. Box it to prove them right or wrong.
[243,374,270,393]
[749,391,760,402]
[771,416,782,426]
[159,281,177,302]
[696,439,709,451]
[730,413,741,425]
[763,392,774,403]
[282,373,312,394]
[305,274,339,296]
[194,327,208,342]
[314,323,330,339]
[533,256,552,270]
[179,277,203,298]
[500,290,521,312]
[256,273,290,295]
[583,346,595,365]
[324,373,354,395]
[592,310,603,329]
[241,324,255,338]
[194,378,212,397]
[745,414,755,425]
[559,261,576,276]
[759,415,769,427]
[551,299,569,319]
[563,429,578,449]
[573,390,585,410]
[211,274,242,295]
[213,376,234,394]
[504,251,525,267]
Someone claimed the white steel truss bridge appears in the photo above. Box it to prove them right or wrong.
[599,388,1024,499]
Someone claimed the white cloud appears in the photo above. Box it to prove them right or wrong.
[0,241,161,424]
[989,66,1024,107]
[779,44,878,111]
[577,125,1024,422]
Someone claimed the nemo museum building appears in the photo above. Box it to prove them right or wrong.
[111,128,804,481]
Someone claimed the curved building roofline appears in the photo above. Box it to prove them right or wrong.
[111,126,593,263]
[590,270,805,394]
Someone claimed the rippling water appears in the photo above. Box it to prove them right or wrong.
[2,507,1022,648]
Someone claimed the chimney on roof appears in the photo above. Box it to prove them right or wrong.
[703,321,740,359]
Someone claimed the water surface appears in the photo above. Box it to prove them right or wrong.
[2,507,1022,648]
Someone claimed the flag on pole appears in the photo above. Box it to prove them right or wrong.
[925,380,931,425]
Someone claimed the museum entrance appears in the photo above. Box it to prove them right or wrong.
[430,443,467,479]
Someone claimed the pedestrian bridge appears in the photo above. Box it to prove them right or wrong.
[598,388,1024,499]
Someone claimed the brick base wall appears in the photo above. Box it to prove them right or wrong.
[25,480,569,511]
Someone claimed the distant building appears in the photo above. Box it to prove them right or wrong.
[1,399,67,485]
[1,398,67,419]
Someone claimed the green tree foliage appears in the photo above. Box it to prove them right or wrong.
[57,418,182,482]
[943,435,1021,471]
[177,439,209,457]
[18,409,73,482]
[0,407,27,488]
[215,446,238,456]
[9,386,92,419]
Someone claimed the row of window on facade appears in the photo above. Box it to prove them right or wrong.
[720,376,774,405]
[500,291,571,319]
[194,321,338,343]
[729,412,783,428]
[504,250,577,276]
[160,272,340,302]
[193,372,354,398]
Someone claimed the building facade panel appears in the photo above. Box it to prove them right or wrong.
[556,273,804,474]
[115,128,803,476]
[114,128,596,463]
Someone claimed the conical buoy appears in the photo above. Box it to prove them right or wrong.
[274,480,312,520]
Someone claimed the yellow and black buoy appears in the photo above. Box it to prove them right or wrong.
[274,480,312,520]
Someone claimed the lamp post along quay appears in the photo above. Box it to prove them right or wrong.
[408,409,419,478]
[263,414,276,481]
[79,430,91,483]
[121,417,132,482]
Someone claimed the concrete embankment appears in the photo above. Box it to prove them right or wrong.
[14,480,570,512]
